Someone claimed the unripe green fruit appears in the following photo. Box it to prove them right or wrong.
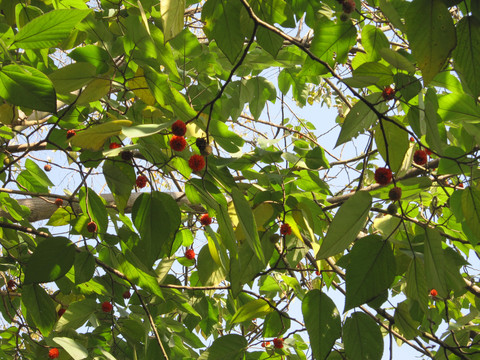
[387,203,397,215]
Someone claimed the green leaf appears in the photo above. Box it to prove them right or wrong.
[256,26,283,58]
[246,77,276,120]
[55,299,97,332]
[74,251,95,285]
[336,93,387,147]
[343,312,384,360]
[437,93,480,123]
[317,191,371,259]
[344,235,395,311]
[305,146,330,169]
[210,119,245,152]
[122,122,173,139]
[160,0,185,42]
[132,192,181,267]
[437,146,470,175]
[406,0,456,84]
[263,311,290,338]
[374,118,409,173]
[17,158,54,193]
[352,62,394,87]
[0,64,56,112]
[13,9,90,49]
[461,187,480,241]
[69,45,111,73]
[52,337,88,360]
[70,120,132,151]
[22,284,56,336]
[380,48,416,74]
[424,89,446,155]
[24,237,76,284]
[230,240,266,297]
[48,62,97,94]
[79,187,108,234]
[103,161,135,214]
[394,73,422,102]
[394,301,421,339]
[302,290,341,360]
[362,25,390,62]
[231,187,264,263]
[405,257,429,310]
[453,16,480,99]
[311,19,357,66]
[231,299,273,323]
[202,0,245,64]
[197,246,226,286]
[198,334,247,360]
[424,228,448,297]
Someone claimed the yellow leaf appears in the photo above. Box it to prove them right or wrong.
[129,69,156,106]
[76,78,111,105]
[0,103,17,125]
[70,120,132,151]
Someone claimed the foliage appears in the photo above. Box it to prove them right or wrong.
[0,0,480,359]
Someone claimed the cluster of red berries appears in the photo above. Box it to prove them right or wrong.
[109,142,121,149]
[189,154,205,172]
[6,280,16,290]
[280,223,292,236]
[55,198,63,207]
[170,135,187,152]
[101,301,113,313]
[123,290,131,299]
[171,120,187,136]
[413,150,428,166]
[430,289,438,297]
[273,338,284,349]
[66,129,76,139]
[200,214,212,226]
[136,174,148,188]
[382,86,395,101]
[374,167,392,185]
[48,348,60,359]
[185,249,195,260]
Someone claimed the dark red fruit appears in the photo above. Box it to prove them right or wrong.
[101,301,113,313]
[388,187,402,201]
[66,129,76,139]
[374,167,393,185]
[49,348,60,359]
[382,86,395,101]
[185,249,195,260]
[273,338,284,349]
[200,214,212,226]
[123,290,131,299]
[58,308,66,317]
[342,0,355,14]
[120,151,133,161]
[280,223,292,236]
[109,142,121,149]
[55,198,63,207]
[87,221,97,233]
[136,175,148,188]
[44,164,52,172]
[7,280,15,290]
[171,120,187,136]
[413,150,427,165]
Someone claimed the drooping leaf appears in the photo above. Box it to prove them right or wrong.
[74,251,95,285]
[160,0,185,42]
[230,299,273,323]
[344,235,395,311]
[22,284,56,336]
[103,161,135,214]
[362,25,390,62]
[317,191,372,259]
[52,337,88,360]
[24,237,76,284]
[302,290,341,360]
[343,312,384,360]
[246,77,276,120]
[374,118,409,173]
[0,64,56,112]
[405,257,429,310]
[198,334,247,360]
[17,158,54,193]
[131,191,181,267]
[197,246,226,286]
[55,299,97,332]
[48,62,97,94]
[406,0,456,84]
[453,16,480,99]
[424,228,448,297]
[461,187,480,241]
[70,120,132,151]
[12,9,90,49]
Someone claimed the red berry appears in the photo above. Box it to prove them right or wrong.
[49,348,60,359]
[136,175,148,188]
[342,0,355,14]
[44,164,52,172]
[188,154,205,172]
[382,86,395,101]
[171,120,187,136]
[123,290,131,299]
[55,198,63,207]
[7,280,15,289]
[109,142,121,149]
[315,270,320,276]
[101,301,113,313]
[66,129,76,139]
[410,137,415,142]
[87,221,97,233]
[58,308,66,317]
[273,338,284,349]
[413,150,427,165]
[430,289,438,297]
[458,183,464,188]
[185,249,195,260]
[200,214,212,226]
[374,167,392,185]
[170,135,187,152]
[261,341,270,348]
[388,187,402,201]
[280,223,292,236]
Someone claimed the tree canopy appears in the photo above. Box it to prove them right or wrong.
[1,0,480,359]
